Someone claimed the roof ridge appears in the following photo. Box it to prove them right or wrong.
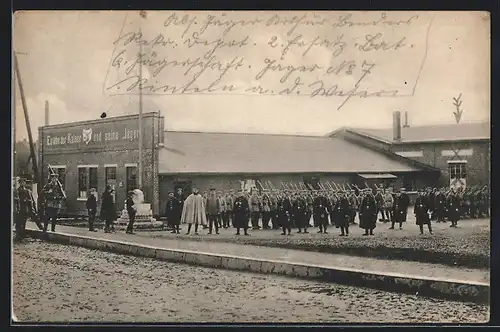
[164,130,328,138]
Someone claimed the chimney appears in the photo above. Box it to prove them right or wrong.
[393,111,401,141]
[403,111,409,128]
[44,100,49,126]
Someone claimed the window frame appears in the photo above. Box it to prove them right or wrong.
[125,164,138,192]
[447,160,467,182]
[77,165,99,201]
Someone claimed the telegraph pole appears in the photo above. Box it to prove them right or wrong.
[138,32,143,190]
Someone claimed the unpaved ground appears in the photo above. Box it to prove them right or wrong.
[12,240,489,323]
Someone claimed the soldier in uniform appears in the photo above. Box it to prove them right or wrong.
[42,173,65,233]
[249,189,261,230]
[125,191,136,234]
[206,188,220,235]
[86,188,98,232]
[261,192,272,229]
[428,188,437,220]
[13,178,34,241]
[359,189,377,236]
[278,191,293,235]
[100,185,117,233]
[480,186,490,218]
[375,189,385,222]
[233,189,250,236]
[434,188,447,223]
[294,192,308,233]
[382,189,394,223]
[313,191,330,234]
[414,190,433,235]
[225,190,234,228]
[217,191,226,229]
[338,192,351,236]
[166,191,182,234]
[447,189,461,227]
[348,190,358,225]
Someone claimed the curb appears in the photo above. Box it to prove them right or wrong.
[25,229,489,305]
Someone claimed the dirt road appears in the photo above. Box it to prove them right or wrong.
[12,240,489,323]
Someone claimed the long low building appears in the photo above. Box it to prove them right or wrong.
[38,112,439,217]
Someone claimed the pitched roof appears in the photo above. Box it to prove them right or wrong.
[158,131,433,175]
[328,122,490,144]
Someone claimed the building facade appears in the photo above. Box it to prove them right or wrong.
[38,112,164,217]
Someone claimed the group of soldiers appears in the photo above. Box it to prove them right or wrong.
[164,183,490,237]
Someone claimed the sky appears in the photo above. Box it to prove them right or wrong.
[13,11,490,141]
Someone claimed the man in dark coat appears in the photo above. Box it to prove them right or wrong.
[293,193,308,233]
[86,188,98,232]
[233,190,250,236]
[166,191,182,234]
[359,189,377,235]
[447,189,461,227]
[100,185,116,233]
[278,192,293,235]
[434,188,447,223]
[14,179,34,241]
[313,192,330,234]
[338,193,351,236]
[390,188,409,230]
[414,190,433,235]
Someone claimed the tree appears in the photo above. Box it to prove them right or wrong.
[14,139,37,179]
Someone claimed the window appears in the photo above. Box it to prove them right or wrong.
[50,166,66,190]
[78,166,99,199]
[126,166,137,192]
[448,162,467,180]
[105,167,117,183]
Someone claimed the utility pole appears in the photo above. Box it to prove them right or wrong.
[138,33,143,190]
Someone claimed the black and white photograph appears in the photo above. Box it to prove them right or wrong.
[12,10,490,324]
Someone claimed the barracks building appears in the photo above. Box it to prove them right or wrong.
[38,111,489,218]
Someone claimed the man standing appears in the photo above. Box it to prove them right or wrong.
[375,189,385,222]
[224,190,234,228]
[391,190,406,230]
[434,188,447,223]
[447,189,461,228]
[278,191,293,235]
[261,192,272,229]
[86,188,98,232]
[100,185,116,233]
[294,192,308,233]
[359,189,377,236]
[383,189,394,223]
[338,192,351,236]
[269,191,278,229]
[233,189,250,236]
[42,173,65,233]
[166,191,182,234]
[414,190,433,235]
[13,179,33,241]
[206,188,220,235]
[249,190,261,230]
[217,191,226,229]
[182,187,208,235]
[125,191,136,234]
[313,191,330,234]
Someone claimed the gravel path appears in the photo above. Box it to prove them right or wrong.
[12,240,489,323]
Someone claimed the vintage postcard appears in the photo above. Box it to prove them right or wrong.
[12,10,490,324]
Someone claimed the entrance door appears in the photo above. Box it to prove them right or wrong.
[105,166,117,204]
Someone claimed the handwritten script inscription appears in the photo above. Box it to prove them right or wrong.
[103,11,434,110]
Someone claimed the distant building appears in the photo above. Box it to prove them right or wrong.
[38,112,439,217]
[327,111,490,189]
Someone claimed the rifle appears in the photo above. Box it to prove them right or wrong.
[47,164,67,199]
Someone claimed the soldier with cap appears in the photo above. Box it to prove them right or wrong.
[42,173,65,233]
[313,190,330,234]
[100,185,117,233]
[447,189,461,227]
[233,189,250,235]
[206,188,220,235]
[278,190,293,235]
[182,186,207,235]
[293,191,308,233]
[434,188,447,223]
[86,188,98,232]
[125,190,137,234]
[13,178,34,241]
[224,190,234,228]
[414,190,433,235]
[359,189,377,235]
[338,192,351,236]
[166,191,182,234]
[261,191,272,229]
[249,189,261,230]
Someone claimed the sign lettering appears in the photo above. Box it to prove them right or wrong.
[45,127,140,147]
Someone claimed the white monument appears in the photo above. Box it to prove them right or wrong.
[116,189,163,230]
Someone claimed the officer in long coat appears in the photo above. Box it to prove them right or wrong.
[414,190,433,235]
[313,192,330,234]
[359,189,377,236]
[338,193,351,236]
[100,185,117,233]
[293,193,308,233]
[166,191,182,234]
[447,190,461,227]
[278,192,293,235]
[434,188,447,223]
[233,190,250,236]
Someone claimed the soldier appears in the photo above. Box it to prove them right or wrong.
[348,190,358,225]
[305,191,314,228]
[391,190,405,230]
[202,191,209,229]
[125,191,136,234]
[383,188,394,223]
[338,192,351,236]
[206,188,220,235]
[447,189,461,227]
[434,188,447,223]
[294,192,308,233]
[217,191,226,229]
[13,178,34,241]
[480,186,490,218]
[375,189,385,222]
[414,190,433,235]
[86,188,98,232]
[359,189,377,236]
[278,191,293,235]
[261,192,272,229]
[269,191,278,229]
[225,190,234,228]
[428,188,437,220]
[100,185,117,233]
[313,191,330,234]
[249,189,261,230]
[233,189,250,236]
[42,173,65,233]
[166,191,182,234]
